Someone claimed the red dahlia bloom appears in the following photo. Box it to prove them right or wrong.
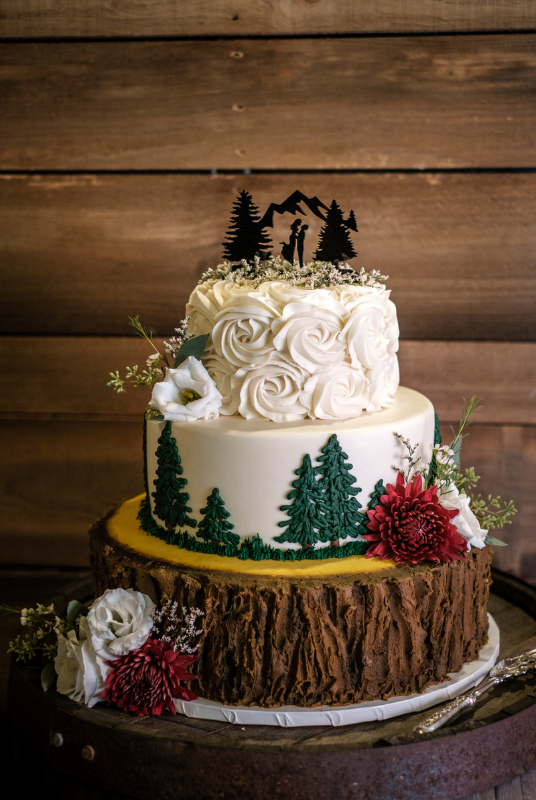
[364,473,468,565]
[103,638,197,717]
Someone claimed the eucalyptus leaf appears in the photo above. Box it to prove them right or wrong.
[174,334,209,368]
[485,535,508,547]
[41,660,57,692]
[66,600,87,626]
[148,414,165,424]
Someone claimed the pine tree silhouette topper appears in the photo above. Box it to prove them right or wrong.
[152,422,196,532]
[197,488,240,546]
[314,200,357,264]
[315,435,363,541]
[222,190,272,265]
[275,454,330,548]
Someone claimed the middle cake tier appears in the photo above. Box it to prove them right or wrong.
[145,385,435,548]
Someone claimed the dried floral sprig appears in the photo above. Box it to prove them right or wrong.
[163,317,193,361]
[392,432,427,482]
[199,255,387,290]
[151,602,204,655]
[470,495,517,530]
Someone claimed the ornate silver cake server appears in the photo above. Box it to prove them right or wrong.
[414,648,536,735]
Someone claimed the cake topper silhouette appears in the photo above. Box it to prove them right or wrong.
[222,189,358,268]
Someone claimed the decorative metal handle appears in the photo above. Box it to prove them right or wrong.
[414,677,497,734]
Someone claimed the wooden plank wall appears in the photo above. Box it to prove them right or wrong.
[0,4,535,583]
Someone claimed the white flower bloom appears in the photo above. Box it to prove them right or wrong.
[438,482,487,549]
[302,363,370,420]
[212,294,281,369]
[272,303,346,374]
[436,446,455,465]
[149,356,222,422]
[146,352,160,368]
[229,355,309,422]
[86,588,156,660]
[55,616,108,707]
[340,294,399,369]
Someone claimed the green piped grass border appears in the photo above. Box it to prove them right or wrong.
[137,495,370,562]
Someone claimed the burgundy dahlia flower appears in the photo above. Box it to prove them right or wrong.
[103,638,197,717]
[364,473,468,565]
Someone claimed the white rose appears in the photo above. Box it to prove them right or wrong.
[185,283,219,336]
[55,616,108,707]
[366,356,400,411]
[211,278,262,309]
[231,355,309,422]
[212,294,281,369]
[272,303,346,374]
[438,482,487,549]
[86,588,156,660]
[302,363,370,420]
[340,295,399,369]
[149,356,222,422]
[333,283,390,310]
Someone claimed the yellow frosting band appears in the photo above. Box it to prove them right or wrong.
[107,495,397,577]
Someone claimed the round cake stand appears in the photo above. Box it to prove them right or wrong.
[6,568,536,800]
[175,614,499,726]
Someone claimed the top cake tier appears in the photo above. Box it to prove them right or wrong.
[184,275,399,422]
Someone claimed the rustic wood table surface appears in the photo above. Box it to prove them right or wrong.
[3,568,536,800]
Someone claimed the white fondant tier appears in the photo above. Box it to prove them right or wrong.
[146,386,435,548]
[186,279,400,420]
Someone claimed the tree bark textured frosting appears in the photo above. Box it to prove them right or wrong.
[186,280,400,422]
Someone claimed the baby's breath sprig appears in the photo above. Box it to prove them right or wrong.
[151,602,204,655]
[199,256,388,290]
[163,316,193,361]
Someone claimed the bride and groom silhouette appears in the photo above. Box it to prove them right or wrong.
[280,219,308,268]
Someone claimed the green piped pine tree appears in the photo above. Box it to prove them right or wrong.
[315,435,363,544]
[197,488,240,546]
[152,422,196,532]
[275,454,330,548]
[427,413,442,486]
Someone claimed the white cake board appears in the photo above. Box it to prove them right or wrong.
[174,613,499,728]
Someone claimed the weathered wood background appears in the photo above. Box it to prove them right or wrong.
[0,3,535,589]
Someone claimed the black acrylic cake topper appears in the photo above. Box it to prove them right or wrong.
[222,189,358,268]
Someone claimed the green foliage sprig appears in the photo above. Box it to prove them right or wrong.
[1,601,84,665]
[471,495,518,531]
[107,315,208,398]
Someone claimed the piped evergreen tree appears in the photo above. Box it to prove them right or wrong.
[427,412,443,485]
[314,200,357,264]
[197,488,240,546]
[222,190,272,264]
[367,479,386,511]
[315,435,363,543]
[152,422,196,532]
[275,454,330,548]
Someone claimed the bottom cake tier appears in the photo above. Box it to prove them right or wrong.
[91,497,492,708]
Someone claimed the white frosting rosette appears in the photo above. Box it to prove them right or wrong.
[272,302,346,374]
[202,347,237,411]
[302,363,370,420]
[185,283,220,336]
[366,356,400,411]
[212,294,281,369]
[340,293,399,369]
[55,616,107,708]
[150,356,222,421]
[438,482,488,549]
[229,355,309,422]
[86,588,156,660]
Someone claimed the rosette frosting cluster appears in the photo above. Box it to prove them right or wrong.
[186,279,399,422]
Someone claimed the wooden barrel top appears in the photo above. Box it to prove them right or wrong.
[7,568,536,800]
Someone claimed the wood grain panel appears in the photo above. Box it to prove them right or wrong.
[1,172,535,340]
[1,37,535,170]
[0,419,531,571]
[0,420,142,566]
[1,0,535,38]
[1,337,535,424]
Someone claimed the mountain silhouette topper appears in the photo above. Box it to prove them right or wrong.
[258,191,329,228]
